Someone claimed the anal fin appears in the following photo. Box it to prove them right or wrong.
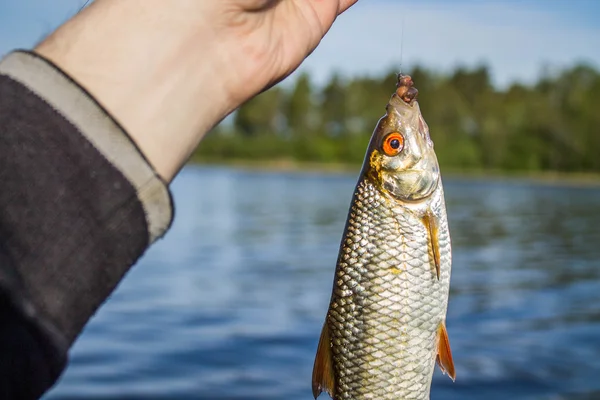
[312,322,336,399]
[422,210,441,280]
[436,322,456,381]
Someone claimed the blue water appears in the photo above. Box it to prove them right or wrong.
[44,166,600,400]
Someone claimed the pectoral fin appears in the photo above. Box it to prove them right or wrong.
[422,210,441,280]
[312,322,335,399]
[436,322,456,381]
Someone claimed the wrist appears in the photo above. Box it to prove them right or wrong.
[35,0,236,181]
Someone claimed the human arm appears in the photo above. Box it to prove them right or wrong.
[0,0,358,398]
[35,0,358,181]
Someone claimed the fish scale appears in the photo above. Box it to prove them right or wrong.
[313,75,455,400]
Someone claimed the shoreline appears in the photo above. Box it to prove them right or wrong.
[188,159,600,187]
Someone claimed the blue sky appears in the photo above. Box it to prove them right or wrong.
[1,0,599,87]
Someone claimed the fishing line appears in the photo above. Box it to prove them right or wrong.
[399,15,406,75]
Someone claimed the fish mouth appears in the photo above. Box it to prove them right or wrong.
[396,74,419,104]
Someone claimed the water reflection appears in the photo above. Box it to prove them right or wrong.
[45,166,600,400]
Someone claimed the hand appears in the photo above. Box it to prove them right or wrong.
[203,0,357,102]
[35,0,358,181]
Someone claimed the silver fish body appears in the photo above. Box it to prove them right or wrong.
[313,75,455,400]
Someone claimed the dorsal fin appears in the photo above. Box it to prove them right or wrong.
[312,322,336,399]
[436,322,456,381]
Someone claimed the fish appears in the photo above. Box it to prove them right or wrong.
[312,74,455,400]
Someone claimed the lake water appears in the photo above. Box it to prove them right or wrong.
[44,165,600,400]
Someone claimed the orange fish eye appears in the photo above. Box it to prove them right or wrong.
[382,132,404,156]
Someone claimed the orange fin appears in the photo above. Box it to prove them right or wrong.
[312,322,336,399]
[436,322,456,381]
[422,210,441,280]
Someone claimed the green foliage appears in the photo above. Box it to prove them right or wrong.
[234,87,284,136]
[194,63,600,173]
[285,72,314,136]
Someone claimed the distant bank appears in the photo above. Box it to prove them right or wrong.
[188,158,600,188]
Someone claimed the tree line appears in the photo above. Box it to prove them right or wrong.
[192,64,600,173]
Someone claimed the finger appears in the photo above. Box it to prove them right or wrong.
[338,0,359,14]
[306,0,356,34]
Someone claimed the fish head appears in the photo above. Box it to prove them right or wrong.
[363,74,440,202]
